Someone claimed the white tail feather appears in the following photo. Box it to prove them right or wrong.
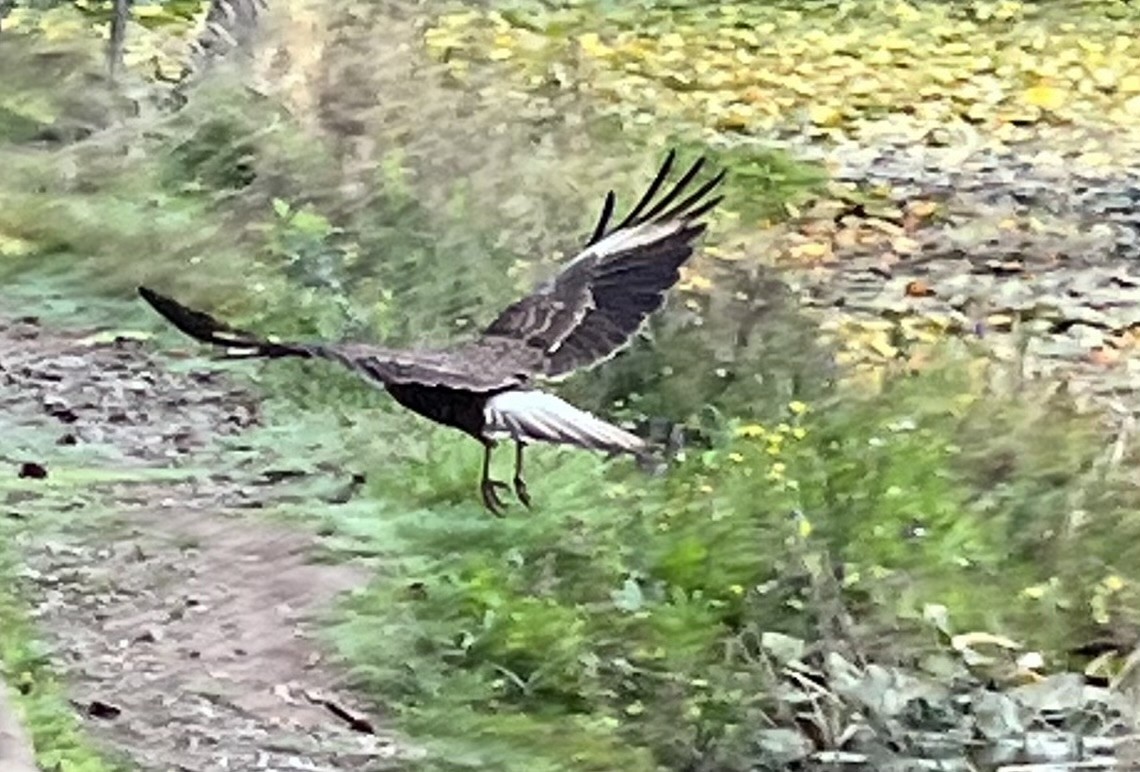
[484,390,646,455]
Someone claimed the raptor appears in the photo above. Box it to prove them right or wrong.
[139,151,725,514]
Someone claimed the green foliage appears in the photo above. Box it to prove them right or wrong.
[315,346,1140,771]
[165,116,259,192]
[71,0,204,28]
[0,29,127,144]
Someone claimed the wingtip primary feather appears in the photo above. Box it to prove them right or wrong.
[137,285,265,351]
[611,151,725,235]
[613,150,679,232]
[588,190,617,246]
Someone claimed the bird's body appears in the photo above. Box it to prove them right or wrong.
[386,380,496,441]
[139,151,725,513]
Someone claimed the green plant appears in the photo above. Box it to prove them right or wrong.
[319,345,1140,771]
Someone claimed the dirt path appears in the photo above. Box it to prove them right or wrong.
[1,311,406,770]
[0,683,36,772]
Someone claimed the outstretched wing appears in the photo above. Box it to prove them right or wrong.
[137,287,523,392]
[483,150,725,378]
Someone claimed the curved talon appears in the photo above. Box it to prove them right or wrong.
[513,476,531,509]
[512,441,532,509]
[481,479,511,516]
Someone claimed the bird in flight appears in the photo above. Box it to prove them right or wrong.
[139,150,725,514]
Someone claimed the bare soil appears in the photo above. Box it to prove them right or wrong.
[1,312,406,771]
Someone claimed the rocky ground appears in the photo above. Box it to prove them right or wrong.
[0,311,407,770]
[768,120,1140,419]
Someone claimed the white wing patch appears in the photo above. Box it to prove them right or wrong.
[581,220,683,262]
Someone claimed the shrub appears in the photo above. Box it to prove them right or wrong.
[322,345,1140,771]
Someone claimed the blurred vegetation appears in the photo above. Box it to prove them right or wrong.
[303,347,1140,771]
[0,583,128,772]
[3,0,1140,769]
[0,423,138,772]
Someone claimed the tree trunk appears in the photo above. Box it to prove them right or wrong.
[108,0,130,79]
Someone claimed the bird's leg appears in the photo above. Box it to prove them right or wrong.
[513,441,531,509]
[479,441,511,516]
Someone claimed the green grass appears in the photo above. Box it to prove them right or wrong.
[0,418,138,771]
[304,342,1140,771]
[0,577,131,772]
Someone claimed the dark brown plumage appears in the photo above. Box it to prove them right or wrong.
[138,150,725,514]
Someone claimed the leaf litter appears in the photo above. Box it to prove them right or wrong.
[0,311,408,770]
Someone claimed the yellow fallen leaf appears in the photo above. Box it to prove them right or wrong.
[868,338,899,359]
[132,4,170,17]
[577,32,611,58]
[1092,67,1118,90]
[893,1,921,22]
[788,241,832,261]
[1023,84,1066,111]
[1077,151,1113,167]
[807,104,843,127]
[1120,74,1140,93]
[715,106,752,131]
[1084,651,1119,680]
[822,338,848,356]
[735,424,767,439]
[678,268,713,292]
[866,48,893,66]
[892,236,921,255]
[848,77,880,96]
[985,313,1015,330]
[1124,95,1140,116]
[994,0,1022,20]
